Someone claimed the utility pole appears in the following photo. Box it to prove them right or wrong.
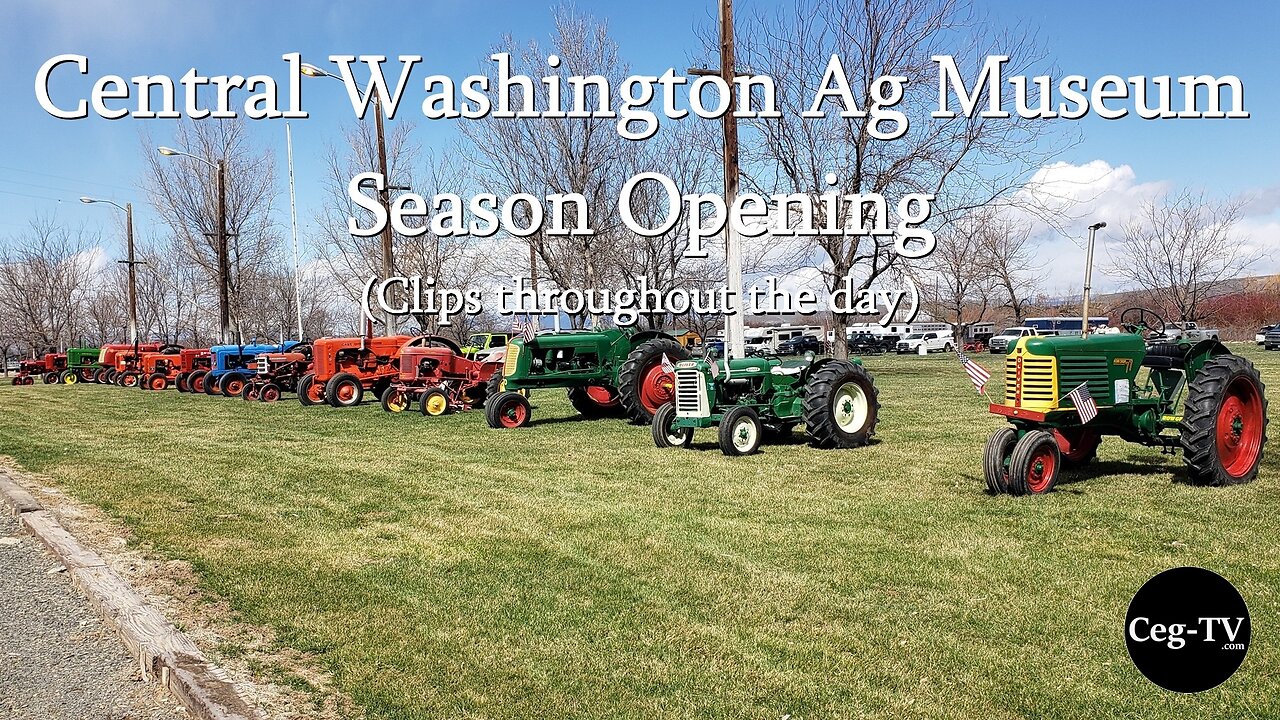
[124,202,138,346]
[691,0,745,360]
[373,95,397,335]
[217,159,231,345]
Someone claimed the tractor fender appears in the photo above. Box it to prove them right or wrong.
[1184,338,1232,373]
[401,335,464,355]
[630,330,679,347]
[803,357,854,380]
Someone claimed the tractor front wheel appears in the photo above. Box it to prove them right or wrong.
[420,387,451,416]
[486,391,531,429]
[982,427,1018,494]
[1181,355,1268,486]
[146,373,168,391]
[802,361,880,449]
[220,372,248,398]
[381,387,411,413]
[618,338,690,424]
[240,382,259,402]
[121,372,140,388]
[326,372,364,408]
[42,372,57,384]
[258,384,281,403]
[61,370,78,385]
[1008,430,1060,496]
[718,406,762,456]
[652,402,694,449]
[567,385,622,418]
[297,373,323,406]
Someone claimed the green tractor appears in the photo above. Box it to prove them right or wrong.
[485,328,689,428]
[984,308,1268,494]
[651,354,880,456]
[60,346,102,384]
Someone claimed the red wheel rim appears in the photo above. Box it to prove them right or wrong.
[337,383,357,403]
[150,377,165,390]
[1217,377,1264,477]
[262,387,280,402]
[226,380,244,396]
[192,376,204,392]
[1026,446,1057,493]
[246,388,259,401]
[499,397,528,428]
[584,385,620,407]
[307,382,326,403]
[638,364,676,413]
[123,375,137,387]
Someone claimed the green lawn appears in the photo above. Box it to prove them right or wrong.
[1,346,1277,719]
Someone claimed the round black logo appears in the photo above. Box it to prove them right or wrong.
[1125,567,1250,692]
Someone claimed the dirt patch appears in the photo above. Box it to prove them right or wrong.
[0,456,360,720]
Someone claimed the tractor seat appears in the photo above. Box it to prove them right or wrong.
[1142,343,1186,370]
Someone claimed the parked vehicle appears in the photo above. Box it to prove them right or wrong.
[896,331,954,354]
[485,328,688,428]
[241,345,312,402]
[172,349,214,392]
[93,343,163,384]
[202,342,300,397]
[10,359,45,385]
[989,327,1053,354]
[298,334,416,407]
[1151,321,1220,344]
[848,333,896,355]
[381,337,503,415]
[1265,326,1280,351]
[1257,325,1275,345]
[985,307,1266,494]
[777,335,822,356]
[460,332,511,362]
[61,347,102,384]
[1024,316,1110,337]
[37,353,67,384]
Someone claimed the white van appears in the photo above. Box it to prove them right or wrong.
[895,330,955,354]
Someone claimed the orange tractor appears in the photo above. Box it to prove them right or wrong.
[298,333,419,408]
[110,344,181,387]
[241,344,313,402]
[93,343,163,384]
[172,349,214,392]
[380,337,503,415]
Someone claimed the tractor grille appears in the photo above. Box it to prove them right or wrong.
[675,368,708,418]
[255,356,271,375]
[1057,356,1111,405]
[503,343,520,377]
[1005,354,1056,408]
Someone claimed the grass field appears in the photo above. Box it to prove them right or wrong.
[1,345,1277,719]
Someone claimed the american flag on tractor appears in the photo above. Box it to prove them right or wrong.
[955,349,991,394]
[512,315,536,342]
[1067,382,1099,423]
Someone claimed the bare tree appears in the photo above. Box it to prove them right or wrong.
[981,213,1039,323]
[1107,191,1256,321]
[142,118,281,336]
[918,212,995,336]
[0,216,97,352]
[725,0,1062,357]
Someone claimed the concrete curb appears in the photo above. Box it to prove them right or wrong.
[0,467,260,720]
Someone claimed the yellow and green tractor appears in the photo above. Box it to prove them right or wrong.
[985,308,1267,494]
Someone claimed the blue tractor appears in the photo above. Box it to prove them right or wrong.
[193,342,300,397]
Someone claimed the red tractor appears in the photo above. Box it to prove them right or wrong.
[380,337,503,415]
[93,343,163,384]
[110,344,181,387]
[10,359,46,385]
[241,344,313,402]
[298,333,418,408]
[37,353,68,384]
[137,350,184,390]
[172,349,213,392]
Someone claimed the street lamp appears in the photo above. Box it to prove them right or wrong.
[80,197,142,347]
[300,59,399,334]
[158,146,231,344]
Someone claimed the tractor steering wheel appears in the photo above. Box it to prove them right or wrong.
[1118,307,1168,339]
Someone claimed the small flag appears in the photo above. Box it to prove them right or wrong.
[709,361,719,379]
[1067,382,1098,424]
[955,349,991,394]
[520,315,536,342]
[660,353,675,374]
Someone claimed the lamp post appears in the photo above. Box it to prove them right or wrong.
[157,146,231,344]
[300,60,399,334]
[80,197,142,346]
[1081,221,1106,339]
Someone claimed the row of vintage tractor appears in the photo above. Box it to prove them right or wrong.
[10,306,1268,478]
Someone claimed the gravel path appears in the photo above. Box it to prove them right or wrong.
[0,512,188,720]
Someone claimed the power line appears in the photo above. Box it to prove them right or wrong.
[0,164,141,195]
[0,188,67,203]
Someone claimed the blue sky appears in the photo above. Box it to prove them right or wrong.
[1,0,1277,285]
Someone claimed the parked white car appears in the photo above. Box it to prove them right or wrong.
[895,330,954,354]
[988,327,1053,354]
[1258,325,1276,344]
[1154,321,1220,343]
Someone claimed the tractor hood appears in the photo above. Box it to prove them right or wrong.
[1021,333,1144,358]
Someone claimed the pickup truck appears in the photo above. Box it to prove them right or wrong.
[896,331,954,354]
[1152,321,1220,344]
[988,327,1053,354]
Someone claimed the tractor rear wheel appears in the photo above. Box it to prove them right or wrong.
[1008,430,1060,496]
[618,338,690,424]
[651,402,694,449]
[297,373,323,406]
[420,387,451,416]
[1181,354,1268,486]
[146,373,168,391]
[802,361,880,449]
[486,391,532,429]
[220,372,248,398]
[718,406,762,456]
[175,372,189,392]
[1054,428,1102,467]
[258,384,281,403]
[381,387,411,413]
[567,385,622,418]
[982,427,1018,494]
[326,372,364,408]
[92,368,106,383]
[203,373,221,395]
[42,372,57,384]
[188,371,206,394]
